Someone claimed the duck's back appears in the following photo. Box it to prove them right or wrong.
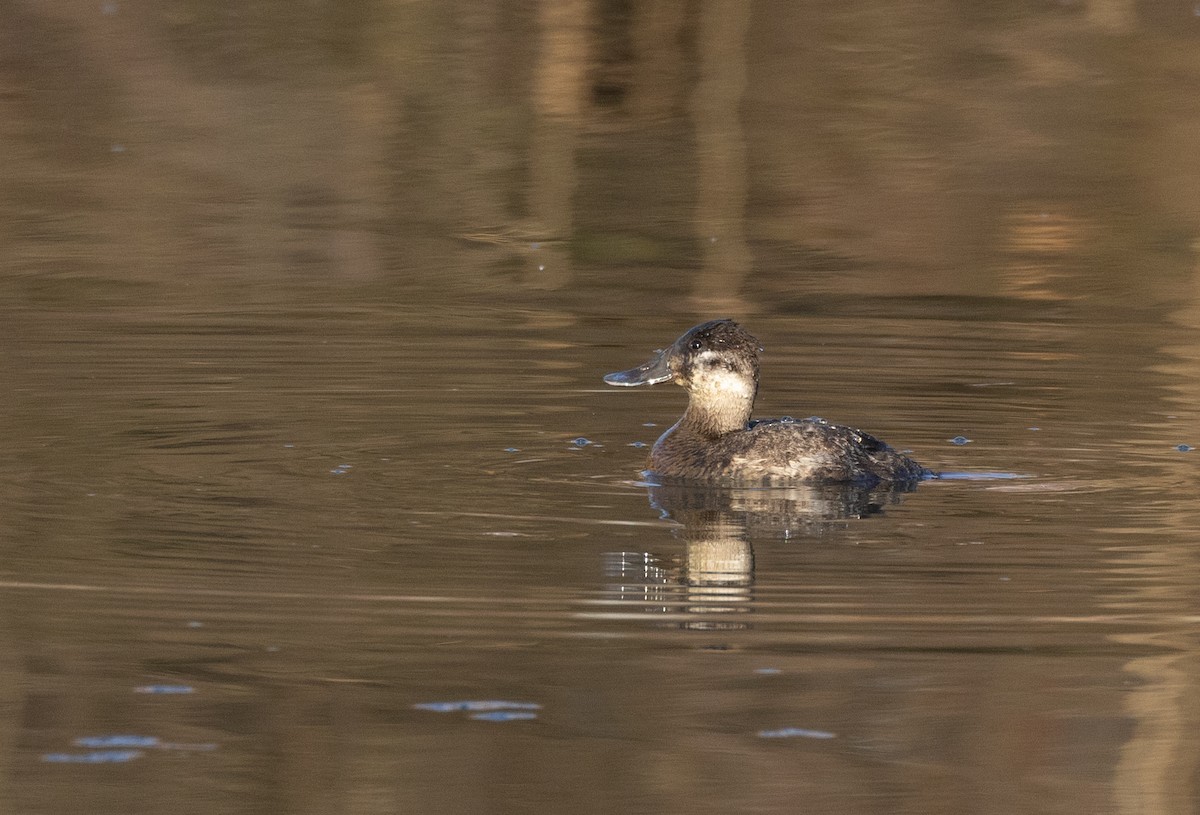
[651,417,928,486]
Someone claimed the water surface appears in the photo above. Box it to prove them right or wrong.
[4,2,1200,813]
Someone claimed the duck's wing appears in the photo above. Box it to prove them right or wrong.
[736,418,926,484]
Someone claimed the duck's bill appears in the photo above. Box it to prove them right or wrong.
[603,349,673,386]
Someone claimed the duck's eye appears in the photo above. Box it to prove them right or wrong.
[689,340,703,351]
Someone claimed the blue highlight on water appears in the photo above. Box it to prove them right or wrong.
[935,471,1026,481]
[42,737,161,765]
[43,750,143,764]
[76,735,158,748]
[135,684,195,694]
[415,700,541,722]
[415,700,541,713]
[757,728,836,740]
[43,732,218,764]
[470,711,539,722]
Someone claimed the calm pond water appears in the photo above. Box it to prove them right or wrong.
[4,1,1200,813]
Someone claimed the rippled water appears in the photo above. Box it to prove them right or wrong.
[5,2,1200,813]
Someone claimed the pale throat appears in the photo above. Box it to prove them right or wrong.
[682,369,757,437]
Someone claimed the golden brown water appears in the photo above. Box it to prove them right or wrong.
[4,2,1200,813]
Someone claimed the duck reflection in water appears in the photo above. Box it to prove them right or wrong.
[603,320,923,628]
[606,480,911,630]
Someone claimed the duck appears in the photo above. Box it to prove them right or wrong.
[604,319,929,486]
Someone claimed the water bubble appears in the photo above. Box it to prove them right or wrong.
[950,435,972,446]
[571,437,591,447]
[503,447,520,453]
[779,416,794,424]
[628,441,647,448]
[1177,444,1193,452]
[642,422,657,427]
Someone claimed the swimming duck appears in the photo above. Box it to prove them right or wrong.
[604,319,929,486]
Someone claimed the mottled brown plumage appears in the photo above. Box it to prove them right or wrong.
[604,319,928,486]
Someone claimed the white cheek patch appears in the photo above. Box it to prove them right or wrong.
[693,353,755,399]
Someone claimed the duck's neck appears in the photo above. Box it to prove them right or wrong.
[681,387,756,439]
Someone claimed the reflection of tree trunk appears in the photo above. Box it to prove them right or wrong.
[274,685,344,814]
[1152,257,1200,410]
[1110,71,1200,800]
[690,0,752,314]
[528,0,590,289]
[330,84,387,281]
[1111,632,1197,814]
[629,1,687,119]
[1086,0,1136,33]
[439,3,506,245]
[0,614,16,811]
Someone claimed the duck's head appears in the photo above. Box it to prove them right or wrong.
[604,320,762,433]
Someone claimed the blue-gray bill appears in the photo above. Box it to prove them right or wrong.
[603,349,672,387]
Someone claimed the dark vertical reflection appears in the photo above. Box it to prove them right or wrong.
[527,0,590,289]
[691,0,753,314]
